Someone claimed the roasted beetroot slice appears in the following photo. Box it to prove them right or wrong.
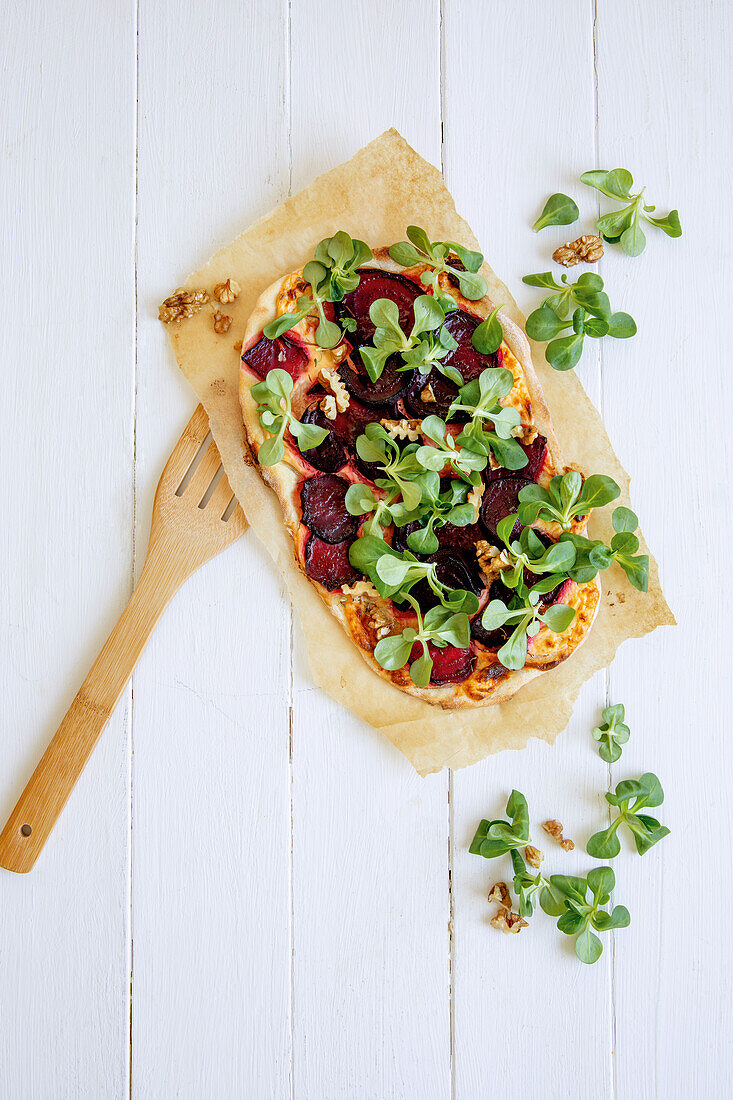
[335,268,421,346]
[326,397,378,446]
[521,434,548,481]
[390,521,424,556]
[303,536,358,590]
[410,640,476,684]
[300,475,357,543]
[479,476,534,539]
[411,547,484,610]
[441,309,501,383]
[242,334,307,379]
[402,371,462,420]
[301,405,349,472]
[340,350,414,407]
[438,520,482,554]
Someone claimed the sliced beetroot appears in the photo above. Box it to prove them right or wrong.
[301,405,349,473]
[340,350,414,407]
[326,397,379,446]
[411,547,484,610]
[441,309,501,383]
[410,640,476,684]
[303,536,358,590]
[521,434,548,481]
[242,334,307,379]
[391,521,423,556]
[335,268,421,346]
[300,475,357,543]
[479,476,534,539]
[402,371,462,421]
[438,520,482,554]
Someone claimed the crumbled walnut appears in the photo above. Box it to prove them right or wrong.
[543,820,575,851]
[419,383,436,404]
[341,580,380,599]
[321,395,338,420]
[475,539,510,580]
[491,909,528,934]
[511,423,538,444]
[553,234,604,267]
[212,311,232,334]
[488,882,512,910]
[158,288,209,323]
[318,365,350,413]
[213,278,241,304]
[233,339,243,353]
[331,343,349,363]
[525,845,544,869]
[380,418,421,442]
[467,484,484,522]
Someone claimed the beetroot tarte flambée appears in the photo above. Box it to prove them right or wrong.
[239,230,603,709]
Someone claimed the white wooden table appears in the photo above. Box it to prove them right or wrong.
[2,2,731,1097]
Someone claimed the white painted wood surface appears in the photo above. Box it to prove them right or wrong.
[1,1,731,1097]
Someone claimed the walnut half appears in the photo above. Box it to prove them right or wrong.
[553,234,604,267]
[159,288,209,323]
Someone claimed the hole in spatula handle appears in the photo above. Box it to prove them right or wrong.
[20,824,32,837]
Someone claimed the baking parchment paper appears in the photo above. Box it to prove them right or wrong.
[164,129,674,775]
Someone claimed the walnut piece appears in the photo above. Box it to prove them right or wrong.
[491,909,528,934]
[542,820,575,852]
[511,423,538,444]
[233,339,243,353]
[321,395,338,420]
[213,278,241,304]
[467,484,484,522]
[475,539,510,580]
[318,365,350,413]
[553,234,604,267]
[488,882,512,910]
[524,845,544,869]
[380,417,421,442]
[212,311,232,335]
[419,383,436,404]
[159,288,209,323]
[341,580,380,599]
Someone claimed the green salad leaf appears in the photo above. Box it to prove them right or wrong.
[359,294,462,384]
[373,601,470,687]
[587,773,670,858]
[251,369,328,465]
[592,703,630,763]
[551,867,630,964]
[532,192,580,232]
[580,168,682,255]
[517,471,621,530]
[389,225,487,301]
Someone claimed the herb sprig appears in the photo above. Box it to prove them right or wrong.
[252,369,329,465]
[392,473,475,556]
[480,583,576,670]
[415,415,487,484]
[552,867,630,963]
[263,231,371,348]
[523,272,636,372]
[511,849,565,918]
[470,790,531,858]
[348,535,479,614]
[587,774,670,858]
[373,601,470,687]
[561,507,650,592]
[493,513,576,593]
[389,225,487,302]
[580,168,682,256]
[351,423,424,510]
[592,703,630,763]
[359,295,461,384]
[448,367,528,471]
[517,471,621,530]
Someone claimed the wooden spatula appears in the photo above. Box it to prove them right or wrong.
[0,404,248,873]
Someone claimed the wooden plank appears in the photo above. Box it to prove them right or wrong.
[130,1,293,1095]
[288,3,452,1097]
[596,2,733,1096]
[0,1,136,1096]
[444,4,614,1097]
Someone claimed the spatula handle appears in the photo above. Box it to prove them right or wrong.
[0,550,184,873]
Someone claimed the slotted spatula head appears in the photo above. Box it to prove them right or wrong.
[149,404,247,573]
